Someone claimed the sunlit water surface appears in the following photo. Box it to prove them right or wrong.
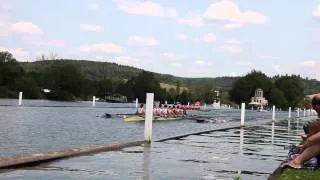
[0,99,313,179]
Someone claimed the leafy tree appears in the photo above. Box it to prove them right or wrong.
[269,87,288,109]
[11,77,41,99]
[229,70,272,104]
[274,75,304,108]
[131,71,163,102]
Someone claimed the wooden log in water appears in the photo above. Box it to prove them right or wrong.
[0,141,145,169]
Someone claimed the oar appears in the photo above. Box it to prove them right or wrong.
[103,113,136,118]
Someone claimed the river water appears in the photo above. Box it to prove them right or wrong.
[0,99,314,179]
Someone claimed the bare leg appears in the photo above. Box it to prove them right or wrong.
[281,144,320,168]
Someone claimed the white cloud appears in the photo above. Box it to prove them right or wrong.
[116,56,140,63]
[176,12,203,27]
[303,60,317,67]
[114,55,143,67]
[260,55,280,60]
[193,60,212,67]
[0,47,30,61]
[171,62,182,68]
[88,4,99,11]
[80,43,124,53]
[195,60,205,65]
[204,0,267,24]
[128,36,160,46]
[224,39,240,44]
[0,13,8,20]
[272,65,289,74]
[9,21,43,35]
[22,36,65,47]
[162,53,184,60]
[313,4,320,17]
[222,45,243,53]
[223,23,244,30]
[299,60,320,80]
[230,72,238,77]
[117,1,177,17]
[80,24,104,32]
[195,33,216,43]
[0,22,9,37]
[176,33,188,41]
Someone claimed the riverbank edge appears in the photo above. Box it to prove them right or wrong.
[0,125,242,170]
[0,141,145,169]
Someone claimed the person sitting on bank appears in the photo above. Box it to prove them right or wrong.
[281,94,320,168]
[136,104,145,116]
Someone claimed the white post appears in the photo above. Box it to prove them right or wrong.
[240,103,245,127]
[251,106,253,111]
[135,98,138,109]
[165,100,167,105]
[304,109,306,117]
[272,105,275,121]
[144,93,154,143]
[92,96,96,107]
[228,105,231,109]
[18,92,23,106]
[297,108,300,117]
[204,104,207,109]
[288,107,291,119]
[187,102,190,106]
[238,105,240,110]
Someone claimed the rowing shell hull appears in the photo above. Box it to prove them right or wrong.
[124,116,184,122]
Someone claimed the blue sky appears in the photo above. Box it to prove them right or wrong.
[1,0,320,79]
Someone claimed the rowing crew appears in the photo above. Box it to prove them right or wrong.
[136,104,186,117]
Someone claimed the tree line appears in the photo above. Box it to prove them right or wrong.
[229,70,308,109]
[0,51,318,108]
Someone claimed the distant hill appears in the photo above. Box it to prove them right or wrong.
[20,59,320,94]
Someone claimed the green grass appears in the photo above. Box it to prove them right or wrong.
[160,83,189,92]
[277,169,320,180]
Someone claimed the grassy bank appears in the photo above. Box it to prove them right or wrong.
[277,169,320,180]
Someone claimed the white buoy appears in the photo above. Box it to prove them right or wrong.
[240,103,245,127]
[272,105,275,121]
[165,100,167,105]
[187,102,190,106]
[92,96,96,107]
[144,93,154,143]
[135,98,138,109]
[18,92,23,106]
[228,105,231,109]
[288,107,291,119]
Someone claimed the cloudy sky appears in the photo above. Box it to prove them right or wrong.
[1,0,320,79]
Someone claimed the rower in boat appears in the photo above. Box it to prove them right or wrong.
[162,104,168,117]
[168,106,175,117]
[153,104,162,116]
[136,104,145,116]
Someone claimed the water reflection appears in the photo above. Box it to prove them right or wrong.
[143,144,151,180]
[238,127,244,175]
[271,121,275,144]
[240,128,244,155]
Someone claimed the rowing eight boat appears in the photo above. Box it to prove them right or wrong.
[124,116,185,122]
